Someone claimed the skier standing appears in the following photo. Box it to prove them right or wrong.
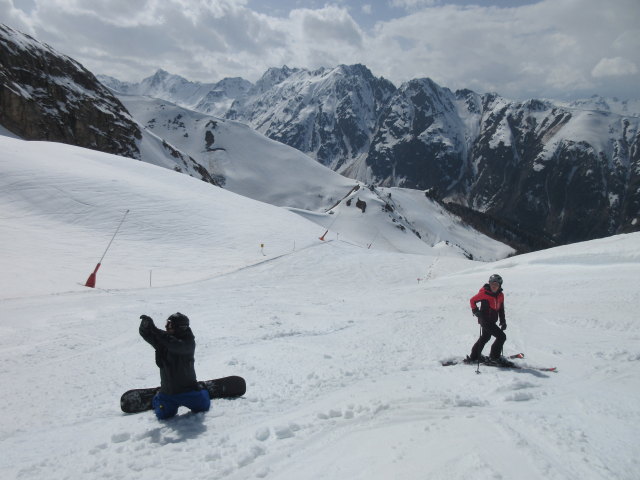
[468,274,507,363]
[139,312,210,419]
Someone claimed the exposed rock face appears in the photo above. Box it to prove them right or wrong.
[458,94,640,243]
[364,78,468,193]
[221,67,640,244]
[225,64,397,171]
[0,24,140,158]
[1,24,223,186]
[359,86,640,244]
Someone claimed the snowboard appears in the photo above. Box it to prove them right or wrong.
[120,375,246,414]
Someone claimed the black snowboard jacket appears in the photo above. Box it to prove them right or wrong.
[139,318,200,395]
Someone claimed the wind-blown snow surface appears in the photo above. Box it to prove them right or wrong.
[1,136,639,480]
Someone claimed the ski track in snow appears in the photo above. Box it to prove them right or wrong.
[1,135,640,479]
[3,246,639,480]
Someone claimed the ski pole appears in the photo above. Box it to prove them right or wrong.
[476,325,482,374]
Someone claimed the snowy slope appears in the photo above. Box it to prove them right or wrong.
[0,135,323,298]
[119,94,356,211]
[559,96,640,118]
[120,94,512,260]
[1,134,639,480]
[293,185,511,260]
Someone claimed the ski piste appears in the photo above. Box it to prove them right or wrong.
[441,353,557,372]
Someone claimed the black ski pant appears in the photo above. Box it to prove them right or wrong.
[470,321,506,360]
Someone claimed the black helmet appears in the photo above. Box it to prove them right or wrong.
[489,274,503,286]
[167,312,190,329]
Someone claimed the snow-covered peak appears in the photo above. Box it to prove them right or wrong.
[1,23,75,66]
[253,65,301,94]
[96,74,132,94]
[98,69,253,117]
[226,64,395,171]
[558,95,640,117]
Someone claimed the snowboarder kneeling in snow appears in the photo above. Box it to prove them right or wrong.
[468,274,507,363]
[139,312,210,420]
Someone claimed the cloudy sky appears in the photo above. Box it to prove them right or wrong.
[2,0,639,100]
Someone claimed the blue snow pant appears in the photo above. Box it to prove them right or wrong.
[152,389,211,420]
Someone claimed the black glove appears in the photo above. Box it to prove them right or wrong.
[500,322,507,330]
[140,315,153,327]
[472,309,481,318]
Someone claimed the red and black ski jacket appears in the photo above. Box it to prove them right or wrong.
[470,284,505,325]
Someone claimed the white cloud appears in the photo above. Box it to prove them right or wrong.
[612,29,640,51]
[592,57,638,78]
[289,5,364,48]
[362,0,640,99]
[0,0,35,34]
[390,0,438,10]
[2,0,639,100]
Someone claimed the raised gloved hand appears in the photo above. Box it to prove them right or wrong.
[139,314,153,327]
[500,322,507,330]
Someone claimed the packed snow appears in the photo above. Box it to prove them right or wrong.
[1,134,639,480]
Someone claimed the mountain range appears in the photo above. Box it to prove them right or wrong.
[1,23,512,261]
[2,22,639,251]
[99,65,640,246]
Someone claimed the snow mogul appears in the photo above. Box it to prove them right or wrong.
[468,274,507,363]
[139,312,210,419]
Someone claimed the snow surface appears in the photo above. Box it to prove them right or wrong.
[119,94,511,261]
[120,94,357,212]
[1,134,639,480]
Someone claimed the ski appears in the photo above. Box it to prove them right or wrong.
[500,352,556,371]
[441,354,556,372]
[441,353,523,367]
[477,360,557,372]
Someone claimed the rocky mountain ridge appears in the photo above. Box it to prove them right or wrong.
[0,24,140,158]
[0,24,220,185]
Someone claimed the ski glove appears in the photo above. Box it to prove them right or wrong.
[500,322,507,330]
[140,314,153,327]
[472,309,481,318]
